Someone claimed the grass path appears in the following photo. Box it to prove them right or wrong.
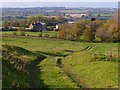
[2,36,118,88]
[39,56,79,88]
[57,45,95,88]
[27,56,49,88]
[39,45,95,88]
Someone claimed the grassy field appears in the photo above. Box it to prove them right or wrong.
[2,35,118,88]
[1,31,59,37]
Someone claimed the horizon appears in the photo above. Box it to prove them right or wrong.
[1,2,118,8]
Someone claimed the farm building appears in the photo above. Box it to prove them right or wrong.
[56,21,74,30]
[56,23,64,30]
[28,22,47,32]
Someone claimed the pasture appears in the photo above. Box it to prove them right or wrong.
[1,31,59,37]
[2,34,118,88]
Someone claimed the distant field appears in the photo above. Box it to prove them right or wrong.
[60,10,87,13]
[1,31,59,36]
[93,14,111,17]
[2,36,118,88]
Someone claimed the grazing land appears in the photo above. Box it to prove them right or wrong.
[1,31,59,37]
[2,35,118,88]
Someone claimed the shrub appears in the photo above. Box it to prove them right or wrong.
[83,28,95,42]
[20,31,26,36]
[43,34,50,38]
[52,34,57,38]
[48,26,55,31]
[18,27,25,31]
[93,53,118,62]
[59,23,81,41]
[27,34,30,36]
[59,29,65,39]
[38,33,42,37]
[12,32,17,36]
[95,27,108,42]
[4,33,7,35]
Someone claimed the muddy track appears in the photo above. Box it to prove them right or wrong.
[27,56,49,88]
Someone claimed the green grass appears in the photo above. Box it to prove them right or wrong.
[2,36,90,53]
[63,50,118,88]
[2,59,30,88]
[1,31,59,37]
[2,45,34,88]
[39,56,78,88]
[2,36,119,88]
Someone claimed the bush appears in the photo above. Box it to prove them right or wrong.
[93,53,118,62]
[83,28,95,42]
[59,29,65,39]
[20,31,26,36]
[59,23,81,41]
[43,34,50,38]
[12,32,17,36]
[4,33,7,35]
[38,33,42,37]
[18,27,25,31]
[27,34,30,36]
[95,27,108,42]
[51,34,57,38]
[48,26,55,31]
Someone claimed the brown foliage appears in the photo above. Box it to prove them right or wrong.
[83,28,95,42]
[2,21,10,29]
[59,23,81,41]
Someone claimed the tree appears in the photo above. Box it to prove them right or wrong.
[2,21,10,29]
[87,20,103,32]
[77,20,91,32]
[83,28,95,42]
[96,17,119,42]
[71,23,81,41]
[59,29,65,39]
[96,26,108,41]
[59,23,81,41]
[27,16,57,26]
[56,16,66,23]
[59,23,73,31]
[18,27,25,31]
[10,21,20,27]
[19,20,27,27]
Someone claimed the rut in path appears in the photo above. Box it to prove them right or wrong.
[27,56,49,88]
[56,45,96,88]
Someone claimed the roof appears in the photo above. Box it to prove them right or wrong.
[33,23,42,26]
[32,23,44,30]
[56,23,64,26]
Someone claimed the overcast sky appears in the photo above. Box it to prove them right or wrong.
[1,0,119,2]
[1,0,119,8]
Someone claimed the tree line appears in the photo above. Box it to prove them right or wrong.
[2,16,66,29]
[59,17,119,42]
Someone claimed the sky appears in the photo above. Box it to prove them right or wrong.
[1,0,119,8]
[1,0,119,2]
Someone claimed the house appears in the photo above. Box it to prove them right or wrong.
[68,21,74,24]
[55,22,74,31]
[56,23,64,30]
[56,21,74,30]
[28,22,47,32]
